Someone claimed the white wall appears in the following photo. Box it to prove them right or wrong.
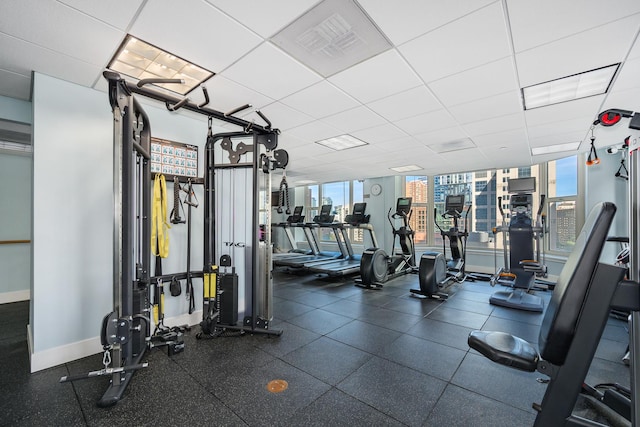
[30,73,225,371]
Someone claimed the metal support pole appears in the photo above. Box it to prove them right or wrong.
[628,141,640,425]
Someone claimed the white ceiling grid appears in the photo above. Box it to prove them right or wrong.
[0,0,639,185]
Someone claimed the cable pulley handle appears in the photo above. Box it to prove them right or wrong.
[497,196,504,218]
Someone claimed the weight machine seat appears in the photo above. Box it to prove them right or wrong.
[468,202,628,425]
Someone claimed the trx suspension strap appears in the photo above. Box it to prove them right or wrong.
[185,179,198,313]
[170,176,186,224]
[152,173,170,332]
[152,173,170,258]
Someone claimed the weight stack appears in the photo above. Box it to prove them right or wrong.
[219,273,238,326]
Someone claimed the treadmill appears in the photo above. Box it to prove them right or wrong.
[273,204,344,268]
[272,206,317,262]
[307,203,378,276]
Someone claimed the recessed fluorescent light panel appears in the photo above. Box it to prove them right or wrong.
[522,63,619,110]
[108,35,214,95]
[531,141,581,156]
[390,164,423,172]
[271,0,392,77]
[316,134,368,151]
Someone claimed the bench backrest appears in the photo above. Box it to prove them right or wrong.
[538,202,616,365]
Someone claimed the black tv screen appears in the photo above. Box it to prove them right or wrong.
[508,177,536,194]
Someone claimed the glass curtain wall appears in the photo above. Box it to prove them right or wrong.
[297,155,579,255]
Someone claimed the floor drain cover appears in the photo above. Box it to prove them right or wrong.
[266,379,288,393]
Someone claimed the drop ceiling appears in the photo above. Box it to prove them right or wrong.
[1,0,639,186]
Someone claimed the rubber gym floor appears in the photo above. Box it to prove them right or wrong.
[0,271,630,426]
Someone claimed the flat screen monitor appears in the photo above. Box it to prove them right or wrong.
[396,197,412,215]
[508,177,536,194]
[445,194,465,212]
[319,204,332,215]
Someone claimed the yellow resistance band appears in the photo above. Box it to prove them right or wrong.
[152,173,170,258]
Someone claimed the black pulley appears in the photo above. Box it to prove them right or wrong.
[273,149,289,169]
[220,254,232,267]
[257,132,278,150]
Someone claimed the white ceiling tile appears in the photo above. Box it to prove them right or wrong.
[629,35,640,60]
[427,57,518,107]
[395,110,457,135]
[206,0,319,38]
[366,85,442,122]
[371,136,425,153]
[516,14,640,87]
[507,0,640,53]
[223,42,321,100]
[352,124,409,144]
[611,57,640,92]
[200,75,274,115]
[527,118,589,141]
[279,80,359,118]
[603,87,640,113]
[428,138,476,154]
[285,120,343,143]
[359,0,494,45]
[241,101,314,131]
[524,95,604,127]
[480,143,532,165]
[132,0,262,73]
[58,0,143,30]
[328,50,423,103]
[528,130,586,148]
[398,2,511,83]
[449,91,522,125]
[472,128,528,148]
[0,69,31,100]
[0,33,102,87]
[321,106,387,133]
[462,112,525,138]
[414,126,468,146]
[438,147,486,163]
[0,0,124,66]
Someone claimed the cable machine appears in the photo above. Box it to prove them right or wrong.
[59,71,152,407]
[199,120,288,338]
[59,70,287,406]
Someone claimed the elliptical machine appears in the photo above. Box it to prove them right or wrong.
[357,197,417,289]
[411,194,469,300]
[489,177,547,312]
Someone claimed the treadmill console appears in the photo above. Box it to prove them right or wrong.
[286,206,304,224]
[345,202,370,225]
[396,197,412,216]
[313,204,335,224]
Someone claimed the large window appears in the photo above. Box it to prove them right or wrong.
[405,176,428,244]
[298,156,580,256]
[547,156,578,252]
[305,180,366,244]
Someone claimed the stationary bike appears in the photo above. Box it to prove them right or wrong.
[411,194,469,300]
[357,197,417,289]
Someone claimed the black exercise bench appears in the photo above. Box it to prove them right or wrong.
[469,202,639,426]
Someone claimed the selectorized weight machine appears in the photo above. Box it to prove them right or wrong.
[198,120,288,338]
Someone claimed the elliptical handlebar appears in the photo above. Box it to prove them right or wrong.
[434,207,444,234]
